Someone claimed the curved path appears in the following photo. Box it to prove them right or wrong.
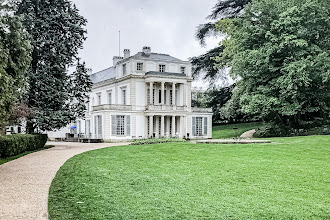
[0,141,129,220]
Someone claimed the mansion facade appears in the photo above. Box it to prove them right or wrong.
[48,47,212,141]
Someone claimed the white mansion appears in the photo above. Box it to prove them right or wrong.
[48,47,212,141]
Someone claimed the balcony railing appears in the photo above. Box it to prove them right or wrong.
[146,105,186,111]
[93,104,132,111]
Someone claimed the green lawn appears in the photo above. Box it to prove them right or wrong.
[49,135,329,219]
[212,122,264,139]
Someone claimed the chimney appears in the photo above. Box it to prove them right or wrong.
[86,68,93,75]
[123,49,130,59]
[142,46,151,56]
[113,56,123,66]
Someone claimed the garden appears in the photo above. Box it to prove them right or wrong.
[48,124,330,219]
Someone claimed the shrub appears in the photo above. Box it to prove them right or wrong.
[0,134,48,158]
[131,138,186,146]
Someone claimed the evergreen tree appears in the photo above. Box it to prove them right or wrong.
[16,0,88,132]
[69,61,92,120]
[0,0,32,134]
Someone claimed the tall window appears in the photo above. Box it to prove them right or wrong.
[97,93,101,105]
[192,117,206,136]
[116,115,125,135]
[147,89,150,105]
[108,92,112,104]
[137,62,143,71]
[170,90,173,105]
[112,115,130,136]
[87,100,90,112]
[122,89,126,105]
[180,66,186,74]
[123,64,126,75]
[159,64,166,72]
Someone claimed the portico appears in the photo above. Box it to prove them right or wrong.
[145,114,186,138]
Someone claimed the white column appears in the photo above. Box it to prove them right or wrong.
[161,82,165,105]
[172,82,176,106]
[149,82,153,105]
[155,116,159,138]
[144,116,148,138]
[155,83,159,104]
[183,84,186,106]
[172,116,176,137]
[149,115,153,138]
[166,116,170,137]
[161,115,165,137]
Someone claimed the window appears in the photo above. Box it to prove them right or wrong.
[123,64,126,75]
[86,120,91,137]
[181,66,186,74]
[97,93,101,105]
[192,117,205,136]
[137,62,143,71]
[159,64,166,72]
[170,90,173,105]
[116,115,125,136]
[108,92,112,104]
[159,90,161,104]
[147,89,150,105]
[122,89,126,105]
[112,115,130,136]
[87,102,90,112]
[164,90,167,104]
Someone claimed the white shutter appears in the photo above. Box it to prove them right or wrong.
[192,117,196,136]
[204,117,208,135]
[111,115,116,135]
[126,115,130,136]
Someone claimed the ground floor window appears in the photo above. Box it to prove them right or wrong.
[111,115,130,136]
[192,117,208,136]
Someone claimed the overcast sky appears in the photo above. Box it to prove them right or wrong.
[71,0,222,87]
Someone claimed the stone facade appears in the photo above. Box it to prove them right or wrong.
[48,47,212,141]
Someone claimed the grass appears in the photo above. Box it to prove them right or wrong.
[0,145,54,165]
[49,135,329,219]
[212,122,264,139]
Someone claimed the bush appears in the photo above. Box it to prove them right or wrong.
[254,124,330,138]
[131,138,186,146]
[0,134,48,158]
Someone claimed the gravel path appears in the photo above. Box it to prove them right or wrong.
[0,141,129,220]
[240,129,256,138]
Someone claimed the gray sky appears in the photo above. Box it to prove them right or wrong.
[72,0,221,86]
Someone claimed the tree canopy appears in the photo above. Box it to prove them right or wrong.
[0,0,32,133]
[217,0,330,128]
[17,0,89,132]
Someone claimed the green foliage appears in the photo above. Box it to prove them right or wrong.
[131,138,186,146]
[16,0,89,132]
[0,134,47,158]
[217,0,330,129]
[49,136,330,219]
[69,61,92,119]
[0,0,32,132]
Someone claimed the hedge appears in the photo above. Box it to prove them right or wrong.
[0,134,48,158]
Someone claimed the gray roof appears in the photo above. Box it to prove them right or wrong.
[131,52,183,62]
[90,67,116,83]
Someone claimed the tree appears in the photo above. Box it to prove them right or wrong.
[191,0,251,83]
[217,0,330,128]
[16,0,88,132]
[0,0,32,134]
[69,61,92,120]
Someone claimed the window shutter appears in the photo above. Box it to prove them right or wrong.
[111,115,116,135]
[126,115,131,136]
[204,117,208,135]
[192,117,196,136]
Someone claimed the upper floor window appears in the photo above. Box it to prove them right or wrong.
[122,89,126,105]
[137,62,143,71]
[159,64,166,72]
[108,92,112,104]
[181,66,186,74]
[123,64,127,75]
[97,93,101,105]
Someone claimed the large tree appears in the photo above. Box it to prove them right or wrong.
[16,0,89,132]
[0,0,32,134]
[217,0,330,128]
[190,0,251,83]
